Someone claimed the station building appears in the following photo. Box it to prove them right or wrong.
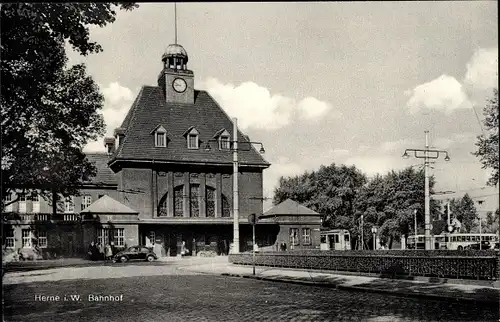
[2,43,321,259]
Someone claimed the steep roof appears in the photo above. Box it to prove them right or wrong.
[263,199,320,216]
[80,195,138,214]
[110,86,269,167]
[85,153,117,185]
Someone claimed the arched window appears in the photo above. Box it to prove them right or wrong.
[206,186,215,217]
[222,194,231,218]
[158,193,168,217]
[190,184,200,217]
[174,186,184,217]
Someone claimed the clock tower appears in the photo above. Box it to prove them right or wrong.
[157,44,195,104]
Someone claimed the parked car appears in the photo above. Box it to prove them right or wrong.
[465,241,491,250]
[113,246,158,263]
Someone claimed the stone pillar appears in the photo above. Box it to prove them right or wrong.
[167,172,174,217]
[183,172,190,218]
[215,173,222,218]
[200,173,206,217]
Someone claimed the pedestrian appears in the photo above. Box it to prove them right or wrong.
[88,241,97,261]
[97,242,105,260]
[283,243,287,252]
[181,241,189,257]
[105,243,113,261]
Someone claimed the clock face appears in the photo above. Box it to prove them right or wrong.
[172,78,187,93]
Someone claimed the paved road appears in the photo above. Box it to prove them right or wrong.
[3,261,499,322]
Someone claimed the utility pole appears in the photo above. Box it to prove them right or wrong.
[204,121,265,255]
[402,131,450,250]
[414,209,418,249]
[360,214,364,250]
[424,131,431,250]
[232,118,239,254]
[478,200,484,250]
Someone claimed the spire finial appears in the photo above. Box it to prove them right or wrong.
[174,2,177,44]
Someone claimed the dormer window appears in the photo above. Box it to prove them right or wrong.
[152,125,168,147]
[188,134,198,149]
[219,135,230,150]
[156,133,166,147]
[213,129,231,150]
[183,126,199,149]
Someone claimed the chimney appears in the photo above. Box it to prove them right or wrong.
[104,137,115,155]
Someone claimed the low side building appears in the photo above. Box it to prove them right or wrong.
[259,199,322,251]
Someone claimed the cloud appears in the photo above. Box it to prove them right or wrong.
[199,77,338,130]
[101,82,134,105]
[405,75,472,114]
[83,82,135,153]
[405,48,498,114]
[464,47,498,91]
[297,97,339,120]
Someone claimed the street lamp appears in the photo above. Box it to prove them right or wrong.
[360,214,364,250]
[477,200,484,250]
[371,226,377,250]
[401,131,450,250]
[204,118,265,254]
[414,209,418,249]
[248,213,259,275]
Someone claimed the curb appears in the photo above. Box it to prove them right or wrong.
[232,264,498,288]
[217,272,499,305]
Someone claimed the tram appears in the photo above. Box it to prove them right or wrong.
[320,229,351,250]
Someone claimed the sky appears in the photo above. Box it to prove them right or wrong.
[72,2,499,213]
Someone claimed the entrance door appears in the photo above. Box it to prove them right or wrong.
[166,233,177,257]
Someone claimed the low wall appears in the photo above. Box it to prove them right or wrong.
[229,250,499,280]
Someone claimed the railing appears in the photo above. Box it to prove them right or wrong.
[229,250,499,281]
[3,213,81,222]
[34,214,48,221]
[63,214,79,221]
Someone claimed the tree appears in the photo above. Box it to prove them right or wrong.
[478,209,500,234]
[273,163,367,231]
[449,194,479,233]
[354,166,440,249]
[473,88,499,187]
[1,3,138,211]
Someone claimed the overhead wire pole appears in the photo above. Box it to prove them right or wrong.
[424,131,431,250]
[360,214,364,250]
[233,117,239,253]
[402,131,451,250]
[203,123,266,255]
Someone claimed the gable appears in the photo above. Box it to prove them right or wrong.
[183,126,199,137]
[213,128,230,139]
[80,195,138,214]
[150,125,167,134]
[263,199,320,216]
